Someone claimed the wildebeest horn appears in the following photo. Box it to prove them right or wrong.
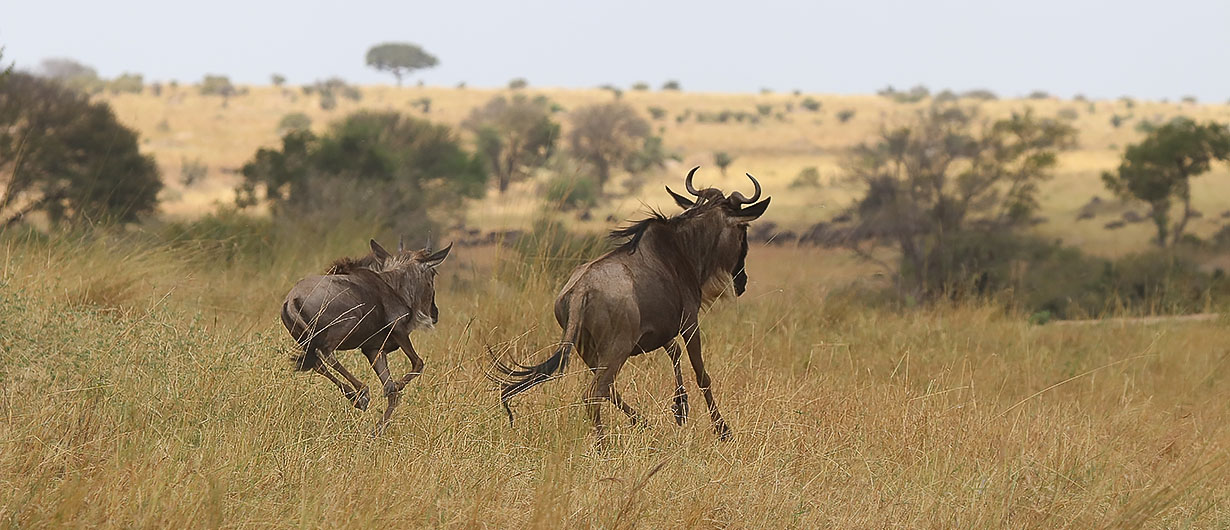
[729,173,762,205]
[398,235,405,253]
[685,166,701,196]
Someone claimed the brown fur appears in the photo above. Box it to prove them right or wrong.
[493,168,770,443]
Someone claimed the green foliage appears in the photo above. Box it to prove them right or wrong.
[543,172,599,210]
[1110,114,1126,128]
[800,97,822,112]
[713,151,735,176]
[1102,118,1230,247]
[271,74,286,87]
[837,109,856,123]
[622,135,672,176]
[902,231,1227,318]
[237,111,486,236]
[1181,95,1197,104]
[631,82,649,91]
[661,80,681,91]
[108,73,143,94]
[276,112,312,134]
[845,105,1077,300]
[464,94,560,193]
[567,102,651,189]
[756,103,773,116]
[1027,90,1051,100]
[0,72,161,225]
[933,90,959,104]
[646,106,667,120]
[365,42,438,86]
[508,78,528,90]
[789,167,822,189]
[199,75,235,97]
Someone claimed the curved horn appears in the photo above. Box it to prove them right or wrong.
[729,173,763,205]
[398,235,405,253]
[684,166,701,196]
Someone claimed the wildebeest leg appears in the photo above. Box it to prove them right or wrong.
[323,352,370,411]
[608,389,643,426]
[362,346,399,436]
[393,334,424,390]
[584,353,629,445]
[311,363,360,402]
[665,340,689,426]
[683,329,731,440]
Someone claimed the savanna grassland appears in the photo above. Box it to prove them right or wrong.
[2,85,1230,527]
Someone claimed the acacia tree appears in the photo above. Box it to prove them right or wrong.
[365,42,438,86]
[567,102,651,190]
[1102,118,1230,247]
[845,105,1076,297]
[463,94,559,193]
[0,73,161,226]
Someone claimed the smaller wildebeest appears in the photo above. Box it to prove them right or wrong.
[282,238,451,435]
[494,167,770,442]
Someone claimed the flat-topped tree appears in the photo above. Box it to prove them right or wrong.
[365,42,438,86]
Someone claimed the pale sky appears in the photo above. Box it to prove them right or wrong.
[4,0,1229,101]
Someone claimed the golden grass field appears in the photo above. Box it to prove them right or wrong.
[1,86,1229,527]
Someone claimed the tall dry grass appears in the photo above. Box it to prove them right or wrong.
[1,224,1227,527]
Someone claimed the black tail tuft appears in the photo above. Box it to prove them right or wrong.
[490,343,573,425]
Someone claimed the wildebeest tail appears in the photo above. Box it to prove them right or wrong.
[283,297,321,372]
[492,294,584,425]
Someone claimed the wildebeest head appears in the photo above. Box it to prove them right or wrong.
[368,238,452,327]
[664,166,770,298]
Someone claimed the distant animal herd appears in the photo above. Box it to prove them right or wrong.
[282,167,770,442]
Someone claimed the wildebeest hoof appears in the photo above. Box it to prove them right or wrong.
[350,387,371,411]
[715,421,732,441]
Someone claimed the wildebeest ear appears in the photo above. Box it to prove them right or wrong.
[423,242,453,269]
[370,239,392,261]
[665,186,695,209]
[732,197,771,221]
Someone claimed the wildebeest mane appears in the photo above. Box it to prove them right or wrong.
[325,254,377,275]
[609,209,671,253]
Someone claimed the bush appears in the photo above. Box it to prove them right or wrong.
[0,72,161,225]
[109,73,144,94]
[631,82,649,91]
[789,167,822,189]
[836,109,856,123]
[277,112,312,134]
[647,106,667,120]
[200,75,235,97]
[800,97,821,112]
[180,157,208,187]
[508,78,528,90]
[961,89,998,101]
[543,172,599,210]
[1027,90,1051,100]
[1057,108,1079,121]
[661,80,681,91]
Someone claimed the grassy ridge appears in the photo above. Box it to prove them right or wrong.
[1,229,1227,527]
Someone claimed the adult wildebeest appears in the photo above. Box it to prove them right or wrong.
[282,238,451,435]
[494,167,770,442]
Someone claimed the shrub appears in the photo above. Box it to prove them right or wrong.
[756,103,772,116]
[961,89,998,101]
[1057,108,1079,121]
[836,109,856,123]
[800,97,821,112]
[1027,90,1051,100]
[789,167,822,189]
[543,172,599,210]
[661,80,681,91]
[180,158,208,187]
[109,73,144,94]
[647,106,667,120]
[508,78,528,90]
[277,112,312,134]
[631,82,649,91]
[200,75,235,97]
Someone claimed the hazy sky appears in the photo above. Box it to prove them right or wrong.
[4,0,1229,101]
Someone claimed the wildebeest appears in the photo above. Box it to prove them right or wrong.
[494,167,770,442]
[282,238,451,435]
